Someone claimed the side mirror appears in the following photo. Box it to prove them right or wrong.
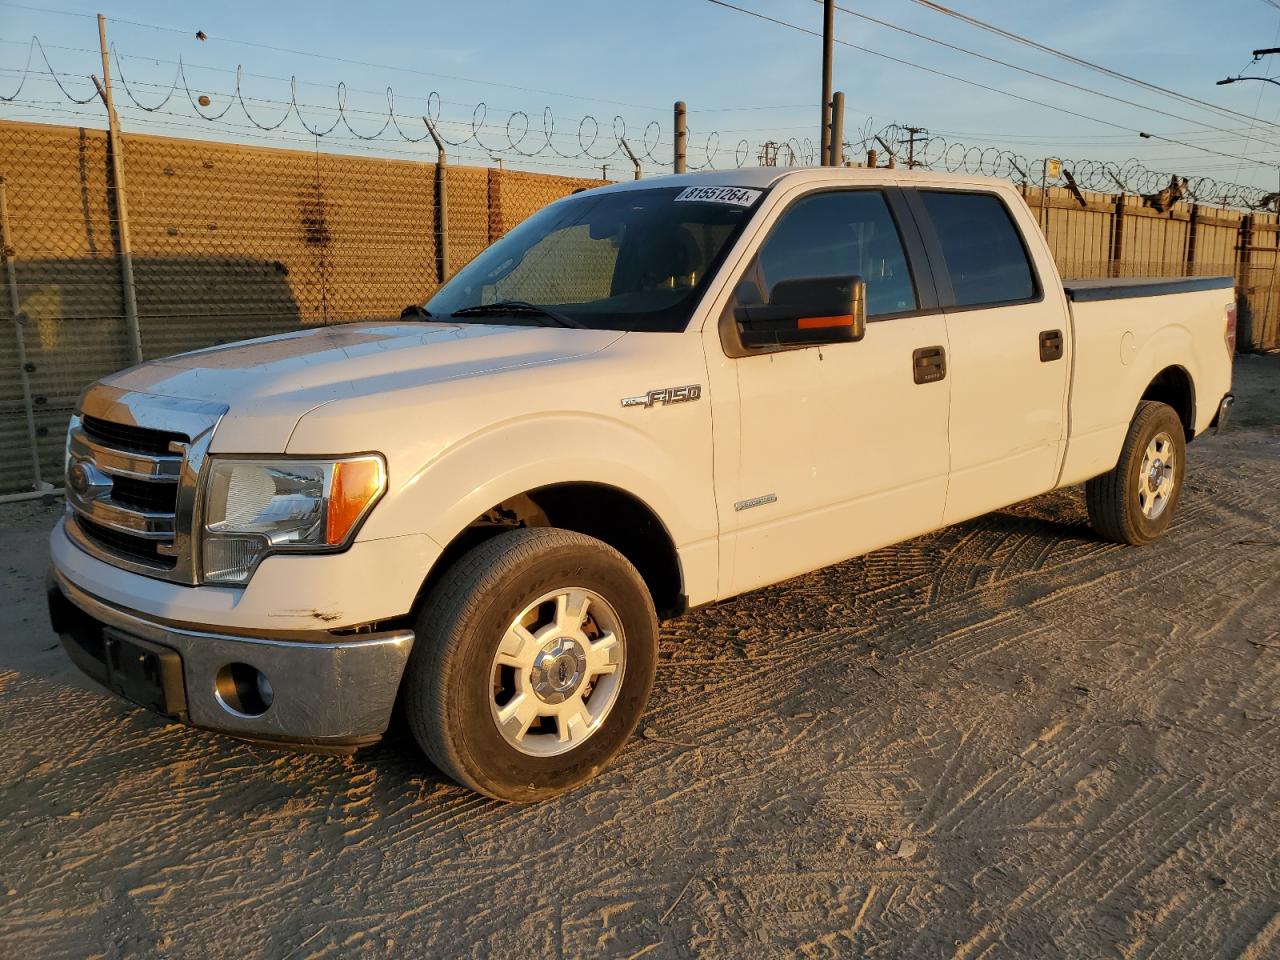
[734,275,867,349]
[400,303,428,320]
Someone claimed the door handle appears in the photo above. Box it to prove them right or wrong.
[1039,329,1064,362]
[912,345,946,384]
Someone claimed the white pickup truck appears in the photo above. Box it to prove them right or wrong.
[48,167,1235,800]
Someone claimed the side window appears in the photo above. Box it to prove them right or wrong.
[745,191,917,317]
[919,191,1037,307]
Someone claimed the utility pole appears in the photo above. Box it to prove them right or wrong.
[820,0,834,165]
[903,126,927,169]
[93,13,142,365]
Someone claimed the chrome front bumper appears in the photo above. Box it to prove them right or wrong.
[48,568,414,751]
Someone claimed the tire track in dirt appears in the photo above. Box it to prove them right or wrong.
[2,378,1278,957]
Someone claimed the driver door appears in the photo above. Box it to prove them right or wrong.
[716,186,952,597]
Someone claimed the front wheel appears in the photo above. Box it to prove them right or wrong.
[404,527,658,801]
[1086,400,1187,545]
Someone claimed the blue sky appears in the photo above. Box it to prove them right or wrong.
[3,0,1280,193]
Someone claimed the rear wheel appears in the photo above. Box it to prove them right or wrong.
[1086,400,1186,545]
[404,527,658,801]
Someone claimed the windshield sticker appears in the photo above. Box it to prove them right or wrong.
[674,186,762,207]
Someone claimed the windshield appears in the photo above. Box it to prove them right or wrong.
[425,185,763,332]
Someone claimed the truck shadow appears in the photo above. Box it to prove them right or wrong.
[364,487,1108,795]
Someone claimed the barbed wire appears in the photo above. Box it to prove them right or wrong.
[852,123,1275,209]
[1,32,1274,208]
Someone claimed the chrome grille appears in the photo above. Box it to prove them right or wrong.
[64,386,227,585]
[76,515,179,569]
[81,414,188,457]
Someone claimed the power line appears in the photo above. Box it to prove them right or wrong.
[0,1,94,18]
[103,15,666,115]
[700,0,1278,170]
[0,2,666,115]
[820,0,1280,149]
[1230,20,1280,183]
[897,0,1280,133]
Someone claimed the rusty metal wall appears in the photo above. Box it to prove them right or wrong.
[0,117,1276,494]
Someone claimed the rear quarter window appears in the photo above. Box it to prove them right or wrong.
[919,191,1037,308]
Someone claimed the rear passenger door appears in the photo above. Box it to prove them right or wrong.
[906,188,1070,525]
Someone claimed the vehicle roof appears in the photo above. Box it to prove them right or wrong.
[589,165,1012,195]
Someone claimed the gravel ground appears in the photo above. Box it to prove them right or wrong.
[1,356,1277,959]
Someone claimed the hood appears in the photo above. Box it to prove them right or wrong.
[100,321,625,451]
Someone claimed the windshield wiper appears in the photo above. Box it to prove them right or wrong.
[450,299,585,328]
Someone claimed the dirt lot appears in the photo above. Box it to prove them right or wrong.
[1,356,1277,959]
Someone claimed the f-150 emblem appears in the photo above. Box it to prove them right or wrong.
[620,384,703,409]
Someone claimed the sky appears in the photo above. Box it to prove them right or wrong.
[3,0,1280,197]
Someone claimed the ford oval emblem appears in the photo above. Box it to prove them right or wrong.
[68,460,112,501]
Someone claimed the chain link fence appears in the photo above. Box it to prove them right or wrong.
[1,117,1277,494]
[0,119,600,493]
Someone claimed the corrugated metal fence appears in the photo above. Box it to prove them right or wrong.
[1029,184,1280,349]
[1,118,1276,493]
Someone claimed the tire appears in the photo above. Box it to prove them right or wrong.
[403,527,658,801]
[1086,400,1187,546]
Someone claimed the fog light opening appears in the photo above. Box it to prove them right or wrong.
[214,662,274,718]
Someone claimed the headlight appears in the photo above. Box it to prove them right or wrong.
[201,455,386,585]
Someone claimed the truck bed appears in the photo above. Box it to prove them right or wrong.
[1057,275,1235,490]
[1063,275,1234,302]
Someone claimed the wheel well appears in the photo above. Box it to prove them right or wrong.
[1140,366,1195,440]
[418,483,685,619]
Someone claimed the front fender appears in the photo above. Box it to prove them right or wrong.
[378,410,711,542]
[285,331,720,605]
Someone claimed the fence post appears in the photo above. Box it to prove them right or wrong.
[1185,203,1199,276]
[1109,193,1126,277]
[827,91,844,167]
[619,137,641,180]
[1259,220,1279,351]
[0,176,46,491]
[94,14,143,364]
[423,117,449,284]
[1237,214,1254,351]
[673,101,687,174]
[1038,160,1049,233]
[487,167,503,244]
